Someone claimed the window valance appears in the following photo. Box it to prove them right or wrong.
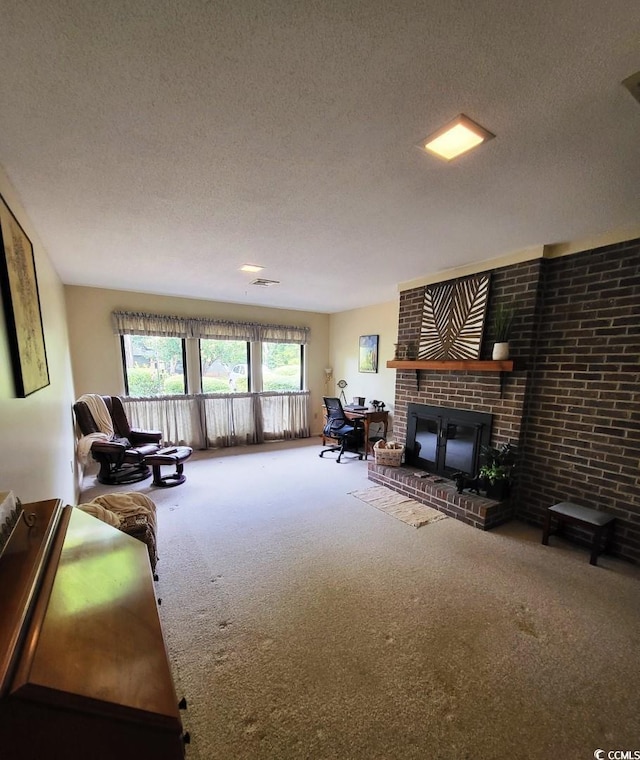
[111,312,190,338]
[112,311,310,344]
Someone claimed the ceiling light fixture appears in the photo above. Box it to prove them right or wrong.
[419,114,495,161]
[240,264,264,273]
[251,278,280,287]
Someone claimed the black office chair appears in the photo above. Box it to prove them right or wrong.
[319,397,364,463]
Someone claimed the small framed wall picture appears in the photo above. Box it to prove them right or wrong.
[359,334,379,373]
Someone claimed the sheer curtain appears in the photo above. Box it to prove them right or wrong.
[260,392,310,441]
[123,391,310,449]
[123,395,205,448]
[201,394,259,448]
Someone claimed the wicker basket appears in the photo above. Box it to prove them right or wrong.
[373,440,404,467]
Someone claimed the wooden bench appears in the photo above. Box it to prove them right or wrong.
[541,501,615,566]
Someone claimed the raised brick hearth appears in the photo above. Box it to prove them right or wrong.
[368,462,514,530]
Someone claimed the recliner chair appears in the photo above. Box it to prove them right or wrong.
[319,396,364,463]
[74,395,162,485]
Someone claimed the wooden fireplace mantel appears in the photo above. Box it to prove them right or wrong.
[386,359,514,372]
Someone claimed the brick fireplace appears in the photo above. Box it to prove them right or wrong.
[368,237,640,561]
[368,259,540,529]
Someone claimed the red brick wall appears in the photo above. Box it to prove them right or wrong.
[393,240,640,562]
[518,238,640,562]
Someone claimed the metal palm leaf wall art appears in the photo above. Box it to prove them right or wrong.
[418,274,490,360]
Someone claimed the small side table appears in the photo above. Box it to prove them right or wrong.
[541,501,615,566]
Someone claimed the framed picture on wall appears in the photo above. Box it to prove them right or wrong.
[359,334,379,373]
[0,194,50,397]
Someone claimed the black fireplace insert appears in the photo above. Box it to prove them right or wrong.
[405,403,492,478]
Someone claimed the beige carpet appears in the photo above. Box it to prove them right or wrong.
[349,484,448,527]
[79,439,640,760]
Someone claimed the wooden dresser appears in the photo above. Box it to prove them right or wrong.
[0,499,185,760]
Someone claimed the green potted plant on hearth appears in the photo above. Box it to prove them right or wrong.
[479,442,517,500]
[491,303,515,360]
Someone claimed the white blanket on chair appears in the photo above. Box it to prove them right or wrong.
[76,431,111,464]
[78,394,114,436]
[77,492,157,533]
[76,394,115,464]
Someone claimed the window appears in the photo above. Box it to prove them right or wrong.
[261,342,303,391]
[121,335,186,397]
[200,339,250,393]
[114,310,309,397]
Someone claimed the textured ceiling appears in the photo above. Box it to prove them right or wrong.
[0,0,639,313]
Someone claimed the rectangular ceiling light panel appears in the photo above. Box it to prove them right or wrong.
[419,114,495,161]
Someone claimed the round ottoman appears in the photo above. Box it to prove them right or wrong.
[144,445,193,487]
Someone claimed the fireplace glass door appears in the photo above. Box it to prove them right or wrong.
[414,418,438,464]
[406,404,492,478]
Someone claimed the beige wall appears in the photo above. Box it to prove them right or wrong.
[64,285,331,435]
[328,299,399,437]
[0,167,77,504]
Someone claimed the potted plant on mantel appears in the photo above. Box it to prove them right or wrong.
[491,303,515,360]
[479,442,517,500]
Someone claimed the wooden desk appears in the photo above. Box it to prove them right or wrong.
[344,409,389,459]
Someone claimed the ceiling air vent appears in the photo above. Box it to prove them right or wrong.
[622,71,640,105]
[251,278,280,287]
